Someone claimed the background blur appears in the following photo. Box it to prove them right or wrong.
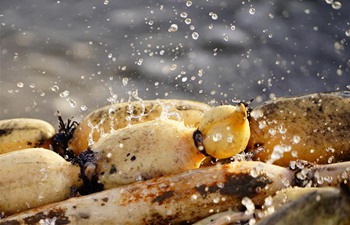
[1,0,349,126]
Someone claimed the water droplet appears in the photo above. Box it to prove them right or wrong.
[191,194,198,200]
[213,197,220,203]
[104,0,109,5]
[212,133,222,142]
[326,147,335,153]
[180,12,188,18]
[264,196,273,206]
[230,25,236,30]
[80,105,88,111]
[345,29,350,37]
[191,32,199,40]
[332,1,341,9]
[336,68,343,76]
[250,167,260,178]
[249,8,256,15]
[278,125,287,134]
[67,98,76,108]
[181,77,188,82]
[59,90,69,98]
[268,128,276,136]
[136,58,143,65]
[135,175,143,181]
[291,150,298,158]
[209,12,218,20]
[51,85,60,92]
[242,197,255,215]
[122,77,129,86]
[185,18,192,25]
[148,20,154,26]
[325,0,333,4]
[258,121,266,129]
[328,155,335,164]
[170,64,177,71]
[168,24,178,32]
[268,145,291,163]
[17,82,24,88]
[227,135,234,143]
[186,1,192,7]
[293,135,301,144]
[107,53,113,59]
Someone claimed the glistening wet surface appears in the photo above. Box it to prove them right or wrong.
[1,0,349,124]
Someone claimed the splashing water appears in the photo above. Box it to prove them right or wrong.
[267,145,291,164]
[242,197,255,215]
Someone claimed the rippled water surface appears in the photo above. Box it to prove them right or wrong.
[1,0,349,124]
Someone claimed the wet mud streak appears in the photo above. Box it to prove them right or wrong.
[152,191,175,204]
[196,174,272,198]
[0,129,13,137]
[0,209,71,225]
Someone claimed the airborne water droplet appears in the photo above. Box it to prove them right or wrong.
[180,12,188,18]
[209,12,218,20]
[17,82,24,88]
[67,98,76,108]
[249,8,256,15]
[59,90,70,98]
[191,32,199,40]
[136,58,143,65]
[345,29,350,37]
[331,1,342,9]
[170,64,177,71]
[168,24,178,32]
[122,77,129,86]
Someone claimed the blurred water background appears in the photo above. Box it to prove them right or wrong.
[1,0,349,125]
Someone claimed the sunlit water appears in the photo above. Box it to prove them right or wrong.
[1,0,349,125]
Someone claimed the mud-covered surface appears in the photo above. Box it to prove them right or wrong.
[0,209,70,225]
[195,173,272,199]
[1,0,350,123]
